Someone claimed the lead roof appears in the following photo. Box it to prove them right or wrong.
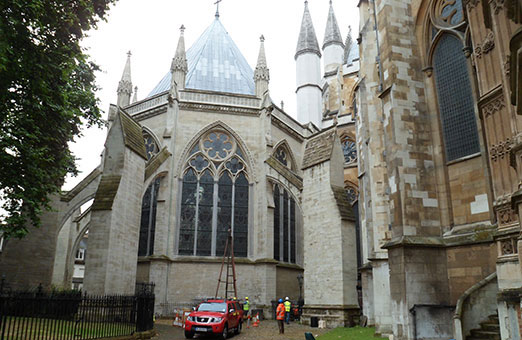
[148,18,255,97]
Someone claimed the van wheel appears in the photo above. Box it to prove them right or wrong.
[221,324,228,339]
[184,330,194,339]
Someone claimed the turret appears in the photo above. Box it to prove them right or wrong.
[295,0,322,128]
[117,51,133,107]
[132,86,138,104]
[322,0,344,75]
[171,25,188,90]
[254,35,270,98]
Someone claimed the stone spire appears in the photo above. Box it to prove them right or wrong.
[171,25,188,90]
[132,86,138,103]
[254,35,270,98]
[117,51,133,107]
[295,0,322,127]
[323,0,344,50]
[295,0,321,60]
[322,0,344,74]
[343,26,353,64]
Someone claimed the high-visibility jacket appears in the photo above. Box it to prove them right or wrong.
[284,300,291,312]
[243,300,250,311]
[276,303,285,320]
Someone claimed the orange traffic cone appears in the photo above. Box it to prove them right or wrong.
[253,313,260,327]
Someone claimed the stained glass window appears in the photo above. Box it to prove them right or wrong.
[273,184,297,264]
[143,132,159,160]
[433,34,480,161]
[342,138,357,164]
[138,177,161,256]
[273,185,280,261]
[275,147,288,167]
[179,130,249,257]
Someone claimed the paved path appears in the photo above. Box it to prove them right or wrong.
[153,320,328,340]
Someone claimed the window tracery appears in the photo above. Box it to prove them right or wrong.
[341,136,357,164]
[345,186,358,204]
[179,130,249,257]
[143,132,159,160]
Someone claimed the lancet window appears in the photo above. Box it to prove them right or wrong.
[179,131,249,257]
[273,185,296,264]
[429,0,480,162]
[138,177,161,256]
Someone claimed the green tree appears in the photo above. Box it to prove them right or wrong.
[0,0,117,238]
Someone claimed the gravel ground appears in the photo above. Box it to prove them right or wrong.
[153,319,329,340]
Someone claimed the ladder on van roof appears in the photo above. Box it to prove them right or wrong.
[215,228,237,300]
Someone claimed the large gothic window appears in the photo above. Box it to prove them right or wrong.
[138,177,161,256]
[273,184,296,264]
[433,34,480,161]
[179,131,249,257]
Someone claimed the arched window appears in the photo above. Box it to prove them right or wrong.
[341,136,357,164]
[433,34,479,161]
[138,177,161,256]
[179,130,249,257]
[143,131,159,160]
[273,184,296,264]
[273,142,295,171]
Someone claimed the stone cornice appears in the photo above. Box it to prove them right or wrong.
[132,105,168,122]
[271,115,305,143]
[179,102,259,116]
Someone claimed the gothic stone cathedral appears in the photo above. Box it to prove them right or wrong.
[1,1,522,339]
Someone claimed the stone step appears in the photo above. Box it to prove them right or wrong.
[479,322,500,332]
[470,329,500,340]
[487,314,499,323]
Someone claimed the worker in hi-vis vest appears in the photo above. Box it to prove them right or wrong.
[276,298,285,334]
[284,297,291,324]
[243,297,251,328]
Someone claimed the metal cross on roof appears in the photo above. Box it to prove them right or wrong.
[214,0,222,18]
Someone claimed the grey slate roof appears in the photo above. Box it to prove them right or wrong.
[323,2,344,50]
[295,1,321,60]
[148,18,255,97]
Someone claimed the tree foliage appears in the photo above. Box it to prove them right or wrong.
[0,0,117,238]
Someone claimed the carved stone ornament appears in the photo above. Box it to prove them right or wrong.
[496,204,517,225]
[464,0,480,9]
[482,94,505,117]
[491,0,505,14]
[254,65,270,82]
[501,239,514,255]
[475,31,496,58]
[422,66,434,77]
[490,137,512,161]
[171,56,188,73]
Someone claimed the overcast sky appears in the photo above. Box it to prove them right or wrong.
[64,0,360,190]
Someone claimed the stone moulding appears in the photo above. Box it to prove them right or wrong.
[271,115,305,143]
[179,102,259,116]
[132,105,168,122]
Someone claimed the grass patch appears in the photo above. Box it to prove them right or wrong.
[317,326,383,340]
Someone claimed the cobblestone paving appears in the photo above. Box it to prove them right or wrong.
[153,319,329,340]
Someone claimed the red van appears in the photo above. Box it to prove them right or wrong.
[184,299,243,339]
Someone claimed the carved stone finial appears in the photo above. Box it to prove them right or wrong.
[180,25,186,34]
[127,50,132,58]
[260,35,265,43]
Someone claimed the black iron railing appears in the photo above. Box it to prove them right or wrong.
[0,284,155,340]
